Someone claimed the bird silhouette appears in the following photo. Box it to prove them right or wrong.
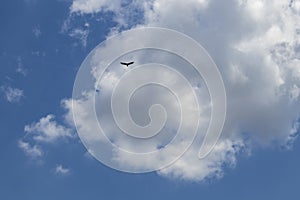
[120,61,134,67]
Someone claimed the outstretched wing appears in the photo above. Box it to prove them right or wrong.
[120,62,128,66]
[127,61,134,66]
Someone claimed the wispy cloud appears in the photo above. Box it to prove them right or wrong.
[18,140,43,158]
[69,28,89,47]
[32,26,41,38]
[1,86,24,103]
[16,57,28,76]
[54,164,71,175]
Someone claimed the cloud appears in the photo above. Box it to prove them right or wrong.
[16,57,28,76]
[19,114,75,161]
[32,26,41,38]
[62,0,300,181]
[158,139,245,181]
[69,28,89,47]
[24,114,74,143]
[54,164,71,175]
[1,86,24,103]
[18,140,43,158]
[70,0,122,14]
[70,0,146,29]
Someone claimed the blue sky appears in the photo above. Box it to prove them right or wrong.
[1,0,300,199]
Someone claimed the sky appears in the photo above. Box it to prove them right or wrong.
[1,0,300,199]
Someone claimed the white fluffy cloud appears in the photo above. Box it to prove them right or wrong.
[24,114,74,143]
[66,0,300,181]
[19,114,74,160]
[1,86,24,103]
[158,139,244,181]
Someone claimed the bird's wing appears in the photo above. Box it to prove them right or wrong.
[120,62,127,65]
[128,62,134,65]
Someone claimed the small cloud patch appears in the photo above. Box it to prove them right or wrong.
[55,164,71,175]
[1,86,24,103]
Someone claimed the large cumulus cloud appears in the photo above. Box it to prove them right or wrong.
[63,0,300,181]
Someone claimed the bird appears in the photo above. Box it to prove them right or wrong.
[120,61,134,67]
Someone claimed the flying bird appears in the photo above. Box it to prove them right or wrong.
[120,61,134,67]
